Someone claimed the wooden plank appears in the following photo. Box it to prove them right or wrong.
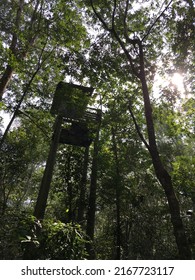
[59,128,92,147]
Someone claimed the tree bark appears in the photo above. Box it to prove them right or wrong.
[86,123,100,259]
[0,51,48,150]
[111,127,122,260]
[77,146,89,224]
[0,0,24,100]
[138,42,192,259]
[0,0,41,100]
[0,65,14,101]
[0,0,25,100]
[90,0,192,260]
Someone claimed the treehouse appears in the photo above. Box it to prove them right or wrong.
[50,81,101,148]
[50,81,94,119]
[34,82,101,220]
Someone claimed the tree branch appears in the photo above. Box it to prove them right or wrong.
[142,0,173,42]
[128,101,150,152]
[123,0,130,42]
[90,0,140,78]
[90,0,111,32]
[112,0,117,30]
[0,40,54,150]
[17,110,50,140]
[112,28,140,78]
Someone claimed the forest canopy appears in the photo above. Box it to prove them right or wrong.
[0,0,195,260]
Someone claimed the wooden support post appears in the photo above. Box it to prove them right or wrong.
[34,115,63,220]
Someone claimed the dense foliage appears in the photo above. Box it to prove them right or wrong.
[0,0,194,259]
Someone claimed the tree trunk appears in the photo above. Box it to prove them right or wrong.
[86,124,100,259]
[111,127,121,260]
[66,152,72,222]
[0,0,40,100]
[34,115,62,220]
[138,43,192,259]
[90,0,192,259]
[0,0,24,100]
[0,65,14,101]
[77,146,89,224]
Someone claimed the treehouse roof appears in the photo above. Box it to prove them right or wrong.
[50,82,94,117]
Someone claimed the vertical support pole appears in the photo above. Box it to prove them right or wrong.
[34,115,63,220]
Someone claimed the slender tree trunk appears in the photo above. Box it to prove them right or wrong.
[90,0,191,259]
[77,146,89,224]
[138,43,192,259]
[66,152,73,222]
[34,115,62,220]
[0,0,24,100]
[115,186,121,259]
[0,65,14,101]
[111,127,121,260]
[0,49,49,150]
[0,184,8,216]
[86,124,101,259]
[0,0,41,100]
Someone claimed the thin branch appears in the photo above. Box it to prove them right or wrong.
[0,41,54,150]
[123,0,130,41]
[112,0,117,29]
[90,0,111,32]
[128,102,150,152]
[90,0,140,78]
[18,110,50,140]
[112,28,140,78]
[142,0,173,42]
